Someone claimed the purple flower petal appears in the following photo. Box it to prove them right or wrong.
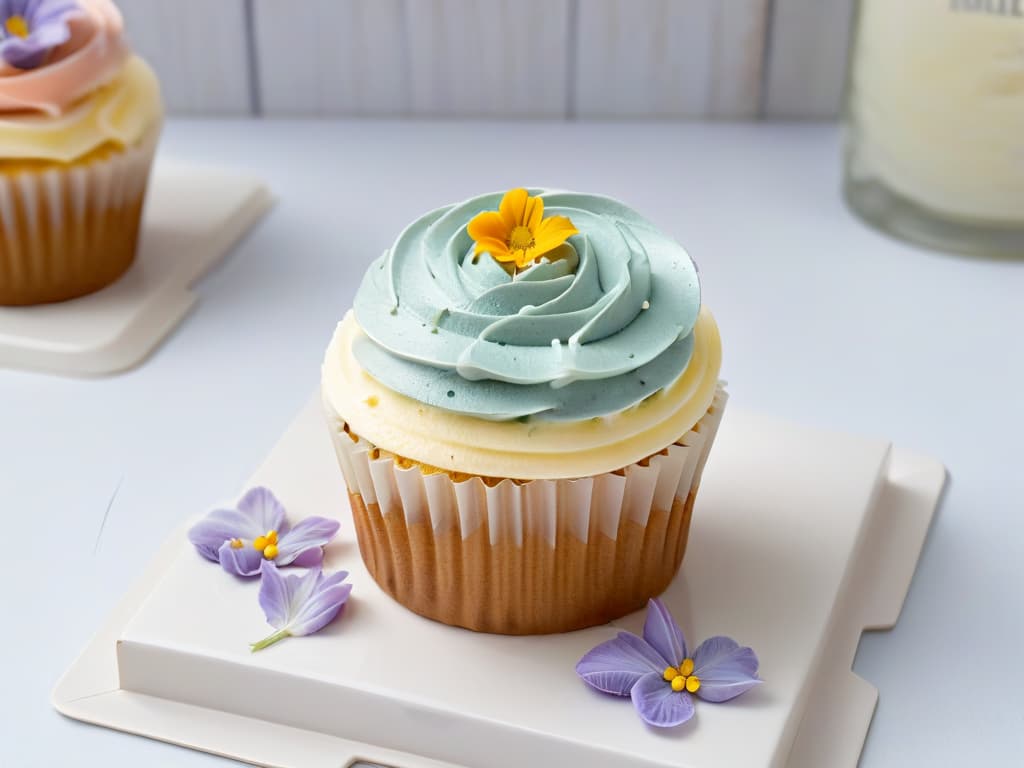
[576,631,666,696]
[291,547,325,568]
[33,0,80,22]
[217,539,265,577]
[1,0,28,18]
[257,563,352,638]
[288,570,352,636]
[630,671,695,727]
[236,487,288,534]
[257,561,318,630]
[692,635,761,703]
[2,40,45,69]
[187,507,261,561]
[187,487,337,575]
[257,561,290,628]
[642,598,687,667]
[0,0,79,69]
[26,18,70,44]
[274,516,340,566]
[2,21,70,60]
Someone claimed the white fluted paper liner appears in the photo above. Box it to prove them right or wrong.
[0,125,159,305]
[328,388,726,546]
[324,387,727,634]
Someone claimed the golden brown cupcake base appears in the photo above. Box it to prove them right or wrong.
[349,489,696,635]
[327,388,727,635]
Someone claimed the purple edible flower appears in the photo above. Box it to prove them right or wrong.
[0,0,81,70]
[188,486,340,578]
[250,561,352,652]
[576,598,761,728]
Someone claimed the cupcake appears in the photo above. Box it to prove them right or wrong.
[0,0,162,306]
[322,188,725,634]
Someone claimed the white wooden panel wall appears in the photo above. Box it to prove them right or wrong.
[115,0,858,119]
[712,0,773,118]
[573,0,769,119]
[405,0,571,117]
[118,0,253,115]
[763,0,857,119]
[252,0,408,115]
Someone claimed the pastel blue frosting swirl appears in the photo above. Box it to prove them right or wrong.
[352,190,701,422]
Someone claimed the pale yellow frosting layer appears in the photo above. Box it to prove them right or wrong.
[0,56,161,163]
[322,307,723,479]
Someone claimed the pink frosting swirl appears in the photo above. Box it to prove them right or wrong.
[0,0,128,116]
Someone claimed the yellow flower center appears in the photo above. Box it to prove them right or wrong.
[508,225,536,254]
[5,15,29,38]
[662,659,701,694]
[253,529,279,560]
[229,538,244,549]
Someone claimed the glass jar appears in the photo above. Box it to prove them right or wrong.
[844,0,1024,258]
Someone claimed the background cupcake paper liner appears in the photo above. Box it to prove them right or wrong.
[0,124,160,305]
[325,388,727,634]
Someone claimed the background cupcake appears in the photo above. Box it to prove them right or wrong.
[0,0,162,306]
[323,188,725,634]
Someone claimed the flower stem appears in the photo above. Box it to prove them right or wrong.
[250,629,290,652]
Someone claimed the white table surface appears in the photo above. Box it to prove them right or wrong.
[4,119,1022,767]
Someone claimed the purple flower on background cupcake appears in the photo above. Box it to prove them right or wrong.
[0,0,82,70]
[576,598,761,727]
[188,486,340,577]
[250,561,352,652]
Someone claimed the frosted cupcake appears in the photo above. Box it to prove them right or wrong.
[323,188,725,634]
[0,0,162,305]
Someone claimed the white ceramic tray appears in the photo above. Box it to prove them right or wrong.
[0,162,272,376]
[54,395,944,768]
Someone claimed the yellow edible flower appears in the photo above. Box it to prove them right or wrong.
[467,188,578,270]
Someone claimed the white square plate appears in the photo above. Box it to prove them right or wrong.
[55,397,944,768]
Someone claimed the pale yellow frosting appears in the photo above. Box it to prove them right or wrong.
[0,55,161,163]
[322,308,723,479]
